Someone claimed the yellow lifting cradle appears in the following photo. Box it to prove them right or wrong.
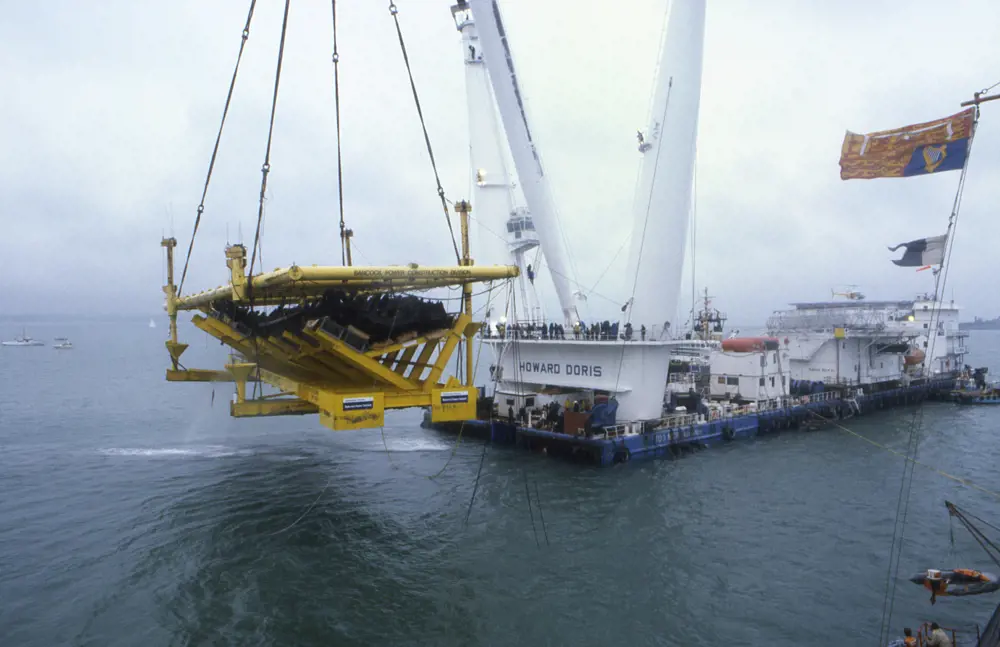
[161,201,519,431]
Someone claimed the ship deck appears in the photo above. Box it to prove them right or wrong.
[424,378,956,467]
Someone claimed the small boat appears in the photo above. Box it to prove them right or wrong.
[149,318,156,329]
[910,568,1000,598]
[955,387,1000,405]
[1,329,45,347]
[53,338,73,350]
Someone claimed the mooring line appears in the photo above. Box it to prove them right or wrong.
[806,409,1000,500]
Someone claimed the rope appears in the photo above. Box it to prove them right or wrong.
[268,477,334,536]
[524,470,540,548]
[612,76,674,395]
[880,406,921,644]
[961,506,1000,537]
[422,280,504,479]
[330,0,348,265]
[947,503,1000,568]
[691,156,698,331]
[501,283,552,543]
[387,1,461,264]
[876,116,980,645]
[177,0,257,296]
[808,411,1000,501]
[464,429,489,527]
[983,78,1000,94]
[534,480,550,547]
[248,0,291,300]
[376,279,508,481]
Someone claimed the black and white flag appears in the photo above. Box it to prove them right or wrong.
[888,234,946,267]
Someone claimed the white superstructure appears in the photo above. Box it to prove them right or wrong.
[466,0,580,327]
[474,0,707,422]
[623,0,706,339]
[709,344,791,401]
[452,3,543,323]
[767,296,969,386]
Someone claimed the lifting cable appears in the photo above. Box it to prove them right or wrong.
[877,111,980,645]
[612,77,674,396]
[330,0,348,265]
[946,502,1000,569]
[386,1,462,264]
[177,0,257,296]
[248,0,292,303]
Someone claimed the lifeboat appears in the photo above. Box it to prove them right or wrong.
[909,568,1000,597]
[721,337,780,352]
[904,347,926,366]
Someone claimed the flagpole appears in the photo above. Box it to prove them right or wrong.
[960,91,1000,107]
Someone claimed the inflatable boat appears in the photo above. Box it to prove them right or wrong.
[909,568,1000,597]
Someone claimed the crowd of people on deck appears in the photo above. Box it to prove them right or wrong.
[482,320,653,342]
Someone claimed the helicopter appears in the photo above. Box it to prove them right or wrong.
[831,285,865,301]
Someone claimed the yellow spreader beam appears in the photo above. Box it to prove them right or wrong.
[160,201,518,431]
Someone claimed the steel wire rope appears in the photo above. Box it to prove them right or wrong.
[501,282,547,546]
[178,0,257,296]
[691,157,698,334]
[959,505,1000,537]
[524,470,540,548]
[877,115,979,645]
[330,0,348,265]
[376,279,509,481]
[948,503,1000,568]
[387,1,461,264]
[420,278,505,479]
[465,280,516,525]
[612,77,675,397]
[461,207,626,309]
[534,480,550,546]
[247,0,290,297]
[244,0,291,402]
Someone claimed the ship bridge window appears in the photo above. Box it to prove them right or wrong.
[507,217,535,233]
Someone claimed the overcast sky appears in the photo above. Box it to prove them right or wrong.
[1,0,998,324]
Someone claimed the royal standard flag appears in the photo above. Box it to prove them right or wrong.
[839,107,975,180]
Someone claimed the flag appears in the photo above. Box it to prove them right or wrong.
[839,108,975,180]
[888,234,947,267]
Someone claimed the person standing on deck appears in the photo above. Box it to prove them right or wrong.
[926,623,952,647]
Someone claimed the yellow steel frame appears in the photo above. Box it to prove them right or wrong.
[161,202,514,431]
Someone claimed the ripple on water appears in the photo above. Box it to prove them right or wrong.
[3,327,1000,646]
